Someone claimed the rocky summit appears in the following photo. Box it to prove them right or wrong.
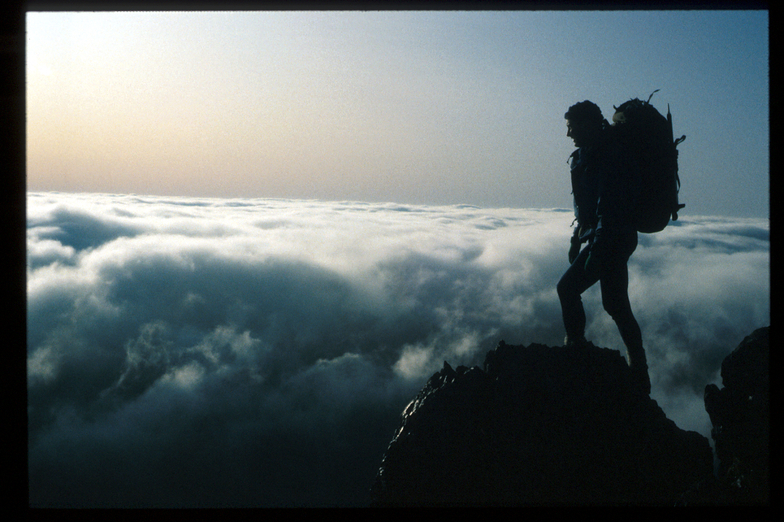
[371,338,724,506]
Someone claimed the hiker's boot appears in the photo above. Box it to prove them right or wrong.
[626,346,651,395]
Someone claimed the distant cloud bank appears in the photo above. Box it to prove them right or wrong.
[27,192,769,507]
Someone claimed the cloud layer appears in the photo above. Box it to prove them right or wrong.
[27,192,769,507]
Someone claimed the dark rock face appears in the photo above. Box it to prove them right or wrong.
[700,326,769,504]
[371,340,714,506]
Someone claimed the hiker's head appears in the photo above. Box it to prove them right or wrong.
[565,101,604,147]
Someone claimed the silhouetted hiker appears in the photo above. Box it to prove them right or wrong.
[557,100,651,395]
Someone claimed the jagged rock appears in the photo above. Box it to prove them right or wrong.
[693,326,769,504]
[371,340,714,506]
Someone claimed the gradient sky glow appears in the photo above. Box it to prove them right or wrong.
[26,10,769,217]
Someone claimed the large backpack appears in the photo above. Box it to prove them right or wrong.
[611,90,686,233]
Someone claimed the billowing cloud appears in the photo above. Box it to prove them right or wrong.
[27,192,769,507]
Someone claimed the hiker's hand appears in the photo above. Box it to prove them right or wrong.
[584,249,601,279]
[585,226,604,276]
[569,236,581,264]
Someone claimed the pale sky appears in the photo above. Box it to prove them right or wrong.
[26,10,769,217]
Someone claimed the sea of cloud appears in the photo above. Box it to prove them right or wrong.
[26,191,769,507]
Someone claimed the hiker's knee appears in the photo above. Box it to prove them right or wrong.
[557,275,576,301]
[602,293,630,319]
[556,277,567,298]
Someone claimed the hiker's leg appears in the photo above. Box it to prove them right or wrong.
[601,263,643,356]
[600,232,643,351]
[600,232,650,393]
[557,245,599,343]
